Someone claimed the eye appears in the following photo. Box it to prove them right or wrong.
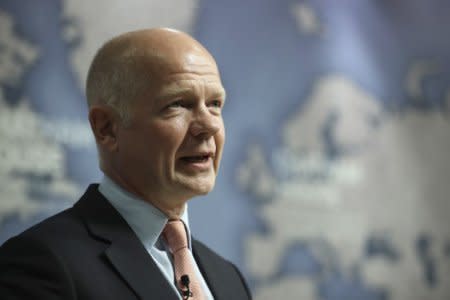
[208,100,223,108]
[166,100,183,109]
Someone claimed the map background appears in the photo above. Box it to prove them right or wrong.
[1,1,450,299]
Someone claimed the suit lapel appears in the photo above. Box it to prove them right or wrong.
[104,238,177,300]
[73,185,178,300]
[193,239,226,300]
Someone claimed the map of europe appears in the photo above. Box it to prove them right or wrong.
[1,1,450,299]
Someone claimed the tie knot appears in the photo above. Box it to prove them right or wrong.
[163,220,188,254]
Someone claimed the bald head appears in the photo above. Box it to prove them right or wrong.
[85,28,218,122]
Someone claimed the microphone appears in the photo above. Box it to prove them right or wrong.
[180,274,192,299]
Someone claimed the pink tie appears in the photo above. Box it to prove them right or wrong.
[163,220,205,300]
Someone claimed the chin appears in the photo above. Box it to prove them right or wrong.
[194,182,215,195]
[185,178,216,196]
[175,171,216,195]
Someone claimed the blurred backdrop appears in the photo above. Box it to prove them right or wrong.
[1,0,450,299]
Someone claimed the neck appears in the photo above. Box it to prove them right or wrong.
[102,170,187,219]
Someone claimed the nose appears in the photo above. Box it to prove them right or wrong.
[189,105,222,139]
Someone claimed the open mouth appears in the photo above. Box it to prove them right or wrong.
[180,155,211,163]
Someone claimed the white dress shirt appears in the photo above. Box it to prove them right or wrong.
[98,176,214,300]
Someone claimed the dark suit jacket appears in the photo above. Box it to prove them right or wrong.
[0,185,252,299]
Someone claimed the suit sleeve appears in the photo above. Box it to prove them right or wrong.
[0,235,76,300]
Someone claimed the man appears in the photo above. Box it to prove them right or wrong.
[0,28,252,300]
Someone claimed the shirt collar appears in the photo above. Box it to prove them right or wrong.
[98,176,192,249]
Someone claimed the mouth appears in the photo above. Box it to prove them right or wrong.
[179,152,214,171]
[180,155,211,163]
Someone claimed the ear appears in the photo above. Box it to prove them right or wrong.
[89,105,119,152]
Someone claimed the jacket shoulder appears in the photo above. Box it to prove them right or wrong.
[0,207,81,299]
[0,184,105,256]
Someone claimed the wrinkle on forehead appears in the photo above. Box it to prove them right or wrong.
[156,79,226,102]
[150,52,219,78]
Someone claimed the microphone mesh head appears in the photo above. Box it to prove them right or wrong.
[181,274,190,285]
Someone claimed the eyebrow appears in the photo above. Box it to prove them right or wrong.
[156,83,226,102]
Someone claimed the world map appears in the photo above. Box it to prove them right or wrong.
[1,1,450,299]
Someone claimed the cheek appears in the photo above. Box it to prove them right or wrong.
[152,120,188,154]
[214,127,226,167]
[217,122,225,149]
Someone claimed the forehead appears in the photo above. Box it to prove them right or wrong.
[156,76,226,100]
[152,54,224,98]
[133,42,225,101]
